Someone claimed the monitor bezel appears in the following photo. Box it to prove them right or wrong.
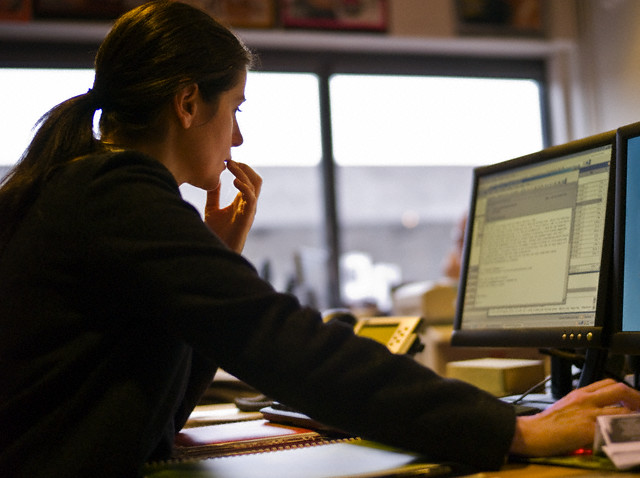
[452,131,616,349]
[610,121,640,355]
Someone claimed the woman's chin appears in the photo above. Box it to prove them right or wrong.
[189,175,221,192]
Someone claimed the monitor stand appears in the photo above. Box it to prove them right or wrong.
[630,355,640,390]
[550,354,573,399]
[576,348,608,389]
[551,348,608,399]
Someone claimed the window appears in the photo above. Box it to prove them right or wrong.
[0,67,327,306]
[330,74,543,167]
[329,74,544,311]
[182,72,325,302]
[0,68,95,166]
[0,47,548,313]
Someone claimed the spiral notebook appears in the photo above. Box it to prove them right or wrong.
[173,419,335,459]
[145,438,452,478]
[143,414,453,477]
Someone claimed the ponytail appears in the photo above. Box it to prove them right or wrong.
[0,90,103,246]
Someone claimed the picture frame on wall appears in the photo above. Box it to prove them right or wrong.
[32,1,275,26]
[281,0,388,32]
[33,0,142,20]
[0,0,32,21]
[455,0,546,37]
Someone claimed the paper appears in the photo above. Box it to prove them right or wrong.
[594,413,640,470]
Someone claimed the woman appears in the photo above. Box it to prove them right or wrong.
[1,2,638,477]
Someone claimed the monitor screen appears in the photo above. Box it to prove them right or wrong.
[452,131,615,349]
[610,122,640,355]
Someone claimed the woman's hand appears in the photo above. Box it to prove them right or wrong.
[204,159,262,253]
[510,379,640,457]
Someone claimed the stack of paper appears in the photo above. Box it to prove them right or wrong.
[594,414,640,470]
[174,419,329,459]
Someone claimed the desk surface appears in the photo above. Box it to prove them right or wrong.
[145,459,639,478]
[469,463,639,477]
[164,405,637,478]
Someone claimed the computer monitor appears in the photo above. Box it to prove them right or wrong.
[610,122,640,357]
[451,131,616,394]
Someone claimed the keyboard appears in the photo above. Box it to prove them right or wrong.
[501,393,556,416]
[260,402,348,434]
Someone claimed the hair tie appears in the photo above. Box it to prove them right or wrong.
[86,87,104,110]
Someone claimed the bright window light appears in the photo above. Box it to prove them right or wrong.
[0,69,322,168]
[0,68,95,166]
[2,69,541,169]
[330,74,544,166]
[234,71,322,167]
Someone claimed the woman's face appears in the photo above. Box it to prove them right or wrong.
[180,70,247,190]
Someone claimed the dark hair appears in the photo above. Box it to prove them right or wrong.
[0,0,253,246]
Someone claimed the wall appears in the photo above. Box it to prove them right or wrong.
[388,0,456,37]
[577,0,640,134]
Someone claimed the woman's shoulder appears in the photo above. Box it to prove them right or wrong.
[49,150,182,213]
[59,149,178,193]
[69,150,173,180]
[53,150,202,236]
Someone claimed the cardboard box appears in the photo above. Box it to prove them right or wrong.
[445,357,546,397]
[414,324,548,376]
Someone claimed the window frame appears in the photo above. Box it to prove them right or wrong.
[254,47,550,306]
[1,34,551,308]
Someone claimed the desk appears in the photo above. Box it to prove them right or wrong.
[468,463,640,477]
[145,457,639,478]
[146,405,638,478]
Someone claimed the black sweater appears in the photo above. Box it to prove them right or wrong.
[0,152,516,477]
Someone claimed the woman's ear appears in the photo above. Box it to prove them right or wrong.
[173,83,200,129]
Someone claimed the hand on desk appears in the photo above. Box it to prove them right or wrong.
[510,379,640,457]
